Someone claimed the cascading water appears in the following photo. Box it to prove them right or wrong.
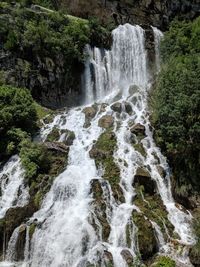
[1,23,195,267]
[0,155,29,219]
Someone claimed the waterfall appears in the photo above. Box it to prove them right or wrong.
[152,26,164,71]
[1,23,195,267]
[84,24,148,104]
[0,155,29,219]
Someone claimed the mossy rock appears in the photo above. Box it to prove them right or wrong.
[90,179,110,241]
[90,130,124,203]
[133,183,174,239]
[83,104,98,127]
[150,256,176,267]
[133,213,158,260]
[133,143,147,157]
[60,129,75,146]
[46,126,60,142]
[133,167,157,196]
[98,115,114,129]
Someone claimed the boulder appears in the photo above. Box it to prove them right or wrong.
[83,105,98,128]
[98,115,114,129]
[157,165,166,178]
[124,102,133,115]
[60,129,75,146]
[111,102,122,113]
[44,142,69,154]
[120,249,133,264]
[130,123,146,136]
[129,85,140,95]
[46,126,60,142]
[83,106,97,120]
[133,167,157,195]
[133,213,158,261]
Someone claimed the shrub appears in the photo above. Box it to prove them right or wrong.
[151,256,176,267]
[152,17,200,195]
[0,85,38,159]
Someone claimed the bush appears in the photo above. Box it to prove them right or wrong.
[19,139,50,182]
[0,85,37,159]
[152,17,200,195]
[151,256,176,267]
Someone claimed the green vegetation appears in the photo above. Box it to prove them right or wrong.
[152,17,200,196]
[0,85,37,159]
[189,213,200,266]
[0,1,111,99]
[89,129,124,203]
[151,256,176,267]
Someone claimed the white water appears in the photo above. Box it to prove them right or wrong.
[0,156,29,219]
[2,23,195,267]
[152,26,164,71]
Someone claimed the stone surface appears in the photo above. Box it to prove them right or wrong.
[111,102,122,113]
[133,167,157,195]
[130,123,146,136]
[58,0,200,31]
[98,115,114,129]
[120,249,133,264]
[44,141,69,153]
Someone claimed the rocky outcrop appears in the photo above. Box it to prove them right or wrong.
[60,0,200,31]
[133,213,158,260]
[133,167,157,195]
[98,115,114,129]
[0,52,83,109]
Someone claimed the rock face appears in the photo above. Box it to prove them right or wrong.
[0,52,83,109]
[98,115,114,129]
[130,123,146,136]
[59,0,200,30]
[133,167,157,195]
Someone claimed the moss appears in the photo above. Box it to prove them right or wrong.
[189,212,200,266]
[46,127,60,142]
[90,129,124,203]
[134,185,174,238]
[29,224,36,238]
[133,213,158,260]
[90,179,110,241]
[133,143,147,157]
[33,102,53,121]
[150,256,176,267]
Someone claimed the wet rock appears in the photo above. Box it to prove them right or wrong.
[83,105,98,127]
[120,249,133,264]
[133,142,147,157]
[90,179,111,241]
[60,129,75,146]
[46,126,60,142]
[103,250,113,265]
[111,102,122,113]
[157,165,166,178]
[83,106,97,120]
[133,213,158,261]
[130,123,146,136]
[98,115,114,129]
[129,85,140,95]
[124,102,133,115]
[44,141,69,153]
[133,167,157,195]
[99,103,107,113]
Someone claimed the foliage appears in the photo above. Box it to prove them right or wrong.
[0,85,37,159]
[152,17,200,195]
[151,256,176,267]
[189,214,200,264]
[161,17,200,61]
[19,139,51,182]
